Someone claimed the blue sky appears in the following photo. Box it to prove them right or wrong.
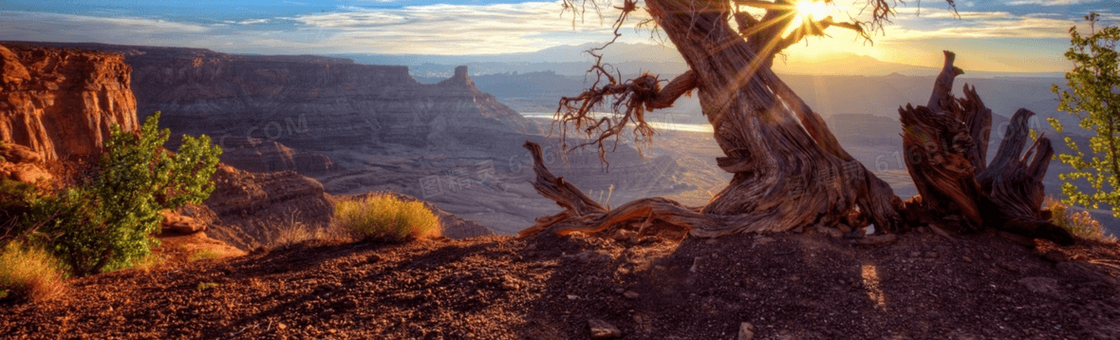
[1,0,1117,72]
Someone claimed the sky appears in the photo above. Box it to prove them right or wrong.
[1,0,1118,73]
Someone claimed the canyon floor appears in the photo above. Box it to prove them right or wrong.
[3,228,1119,339]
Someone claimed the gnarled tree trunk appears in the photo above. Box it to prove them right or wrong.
[523,0,901,238]
[900,51,1073,245]
[522,0,1072,246]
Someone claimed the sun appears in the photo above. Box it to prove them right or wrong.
[795,0,831,21]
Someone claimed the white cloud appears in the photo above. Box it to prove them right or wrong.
[1005,0,1099,5]
[882,9,1080,40]
[0,11,209,35]
[285,1,636,54]
[237,19,271,25]
[922,11,1013,19]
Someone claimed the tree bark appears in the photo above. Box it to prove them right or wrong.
[523,0,902,238]
[900,51,1073,245]
[523,1,1072,246]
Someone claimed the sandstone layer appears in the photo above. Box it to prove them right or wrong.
[8,42,691,235]
[216,136,335,175]
[0,44,137,161]
[20,43,542,153]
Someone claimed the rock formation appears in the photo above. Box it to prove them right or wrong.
[215,136,335,174]
[5,42,692,235]
[0,42,498,251]
[203,164,334,249]
[10,43,540,152]
[0,44,137,161]
[0,143,51,184]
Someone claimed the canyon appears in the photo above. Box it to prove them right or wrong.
[2,41,695,235]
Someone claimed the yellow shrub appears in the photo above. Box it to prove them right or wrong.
[333,194,440,242]
[188,249,221,262]
[0,242,66,302]
[1044,197,1115,241]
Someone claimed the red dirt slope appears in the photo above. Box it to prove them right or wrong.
[2,229,1119,339]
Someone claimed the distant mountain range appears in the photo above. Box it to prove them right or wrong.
[328,42,1064,79]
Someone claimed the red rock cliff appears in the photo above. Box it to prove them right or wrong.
[0,44,138,161]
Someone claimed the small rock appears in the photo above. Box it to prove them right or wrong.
[588,319,622,339]
[998,263,1020,273]
[277,323,287,330]
[982,252,992,260]
[826,228,843,238]
[0,145,42,163]
[853,234,897,245]
[623,291,639,299]
[614,288,625,294]
[927,224,953,238]
[961,256,973,263]
[8,163,51,184]
[161,210,206,234]
[500,279,520,291]
[567,295,579,300]
[613,229,635,242]
[843,230,865,239]
[1041,250,1065,263]
[738,322,756,340]
[925,252,939,259]
[909,251,922,258]
[690,257,703,273]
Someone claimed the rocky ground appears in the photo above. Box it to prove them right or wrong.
[2,227,1119,339]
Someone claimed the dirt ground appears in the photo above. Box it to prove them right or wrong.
[2,228,1119,340]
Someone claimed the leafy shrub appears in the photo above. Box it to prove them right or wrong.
[1044,197,1116,241]
[333,194,440,242]
[4,112,222,276]
[196,282,219,291]
[0,241,66,302]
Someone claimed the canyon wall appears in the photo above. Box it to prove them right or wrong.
[53,43,542,153]
[7,42,687,234]
[0,44,137,161]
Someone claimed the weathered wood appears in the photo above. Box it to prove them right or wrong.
[900,52,1073,245]
[528,1,1070,247]
[526,0,903,238]
[519,141,720,237]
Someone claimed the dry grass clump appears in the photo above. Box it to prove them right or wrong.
[0,241,67,302]
[187,249,221,262]
[272,223,347,248]
[1044,197,1116,241]
[268,209,348,248]
[333,194,440,242]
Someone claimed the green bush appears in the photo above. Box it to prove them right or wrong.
[4,112,222,276]
[1044,197,1116,241]
[0,241,66,302]
[333,194,440,242]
